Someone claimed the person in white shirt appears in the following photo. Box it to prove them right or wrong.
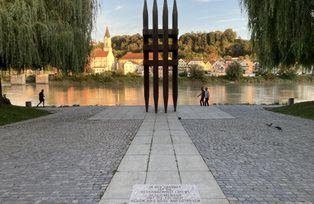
[204,87,209,106]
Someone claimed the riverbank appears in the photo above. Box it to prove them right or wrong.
[2,73,313,86]
[50,73,314,85]
[269,101,314,120]
[0,105,51,126]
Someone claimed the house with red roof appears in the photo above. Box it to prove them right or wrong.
[119,52,162,76]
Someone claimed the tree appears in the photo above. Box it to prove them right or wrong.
[226,39,252,57]
[0,0,97,99]
[241,0,314,68]
[108,29,252,60]
[226,61,244,81]
[111,34,143,58]
[189,65,206,81]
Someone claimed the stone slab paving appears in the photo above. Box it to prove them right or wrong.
[177,106,234,120]
[89,106,146,120]
[0,107,142,204]
[181,105,314,204]
[100,110,229,204]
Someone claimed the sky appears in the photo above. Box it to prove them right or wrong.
[92,0,250,41]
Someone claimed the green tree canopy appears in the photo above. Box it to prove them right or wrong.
[0,0,97,73]
[110,29,252,60]
[241,0,314,68]
[111,34,143,58]
[226,61,244,81]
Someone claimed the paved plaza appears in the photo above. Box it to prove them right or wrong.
[0,105,313,204]
[182,106,314,203]
[99,110,228,204]
[0,107,142,204]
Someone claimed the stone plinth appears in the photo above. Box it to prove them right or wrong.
[129,185,201,204]
[11,75,26,85]
[36,74,49,84]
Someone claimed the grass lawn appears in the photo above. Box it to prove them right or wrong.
[0,105,51,126]
[270,101,314,120]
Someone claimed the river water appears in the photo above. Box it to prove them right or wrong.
[2,81,314,106]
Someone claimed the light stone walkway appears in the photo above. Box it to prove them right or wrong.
[99,108,229,204]
[177,106,234,120]
[89,106,146,120]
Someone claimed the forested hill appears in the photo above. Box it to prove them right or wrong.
[94,29,252,60]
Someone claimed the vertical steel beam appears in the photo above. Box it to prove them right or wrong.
[0,78,2,97]
[143,0,149,112]
[153,0,159,113]
[163,0,169,113]
[172,0,179,112]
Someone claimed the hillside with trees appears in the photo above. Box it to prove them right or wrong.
[178,29,252,60]
[106,29,252,60]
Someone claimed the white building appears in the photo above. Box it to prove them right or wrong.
[123,61,140,75]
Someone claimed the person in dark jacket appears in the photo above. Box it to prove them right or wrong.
[37,89,45,107]
[197,87,205,106]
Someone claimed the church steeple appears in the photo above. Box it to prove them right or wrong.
[105,26,110,38]
[104,26,112,52]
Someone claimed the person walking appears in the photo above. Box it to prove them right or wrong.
[204,87,210,106]
[37,89,45,107]
[197,87,205,106]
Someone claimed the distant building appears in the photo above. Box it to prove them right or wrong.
[119,52,164,76]
[123,61,141,75]
[239,59,255,77]
[178,59,188,73]
[178,59,188,68]
[188,59,206,70]
[90,27,116,74]
[212,60,227,76]
[119,52,149,66]
[204,61,213,73]
[186,58,213,74]
[297,65,314,75]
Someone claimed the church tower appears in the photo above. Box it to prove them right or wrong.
[104,26,112,52]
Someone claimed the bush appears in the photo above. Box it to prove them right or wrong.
[189,65,206,81]
[26,75,36,83]
[125,72,141,78]
[278,69,297,80]
[179,71,188,77]
[52,73,66,81]
[90,72,114,83]
[226,62,244,81]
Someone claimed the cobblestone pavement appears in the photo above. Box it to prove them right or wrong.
[181,105,314,204]
[0,107,142,204]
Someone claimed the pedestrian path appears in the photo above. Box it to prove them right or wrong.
[89,106,146,120]
[99,108,229,204]
[177,106,234,119]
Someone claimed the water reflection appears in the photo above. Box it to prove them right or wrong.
[3,82,314,106]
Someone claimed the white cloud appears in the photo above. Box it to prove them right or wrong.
[114,5,123,11]
[215,18,246,23]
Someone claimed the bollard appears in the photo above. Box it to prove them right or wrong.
[288,98,294,106]
[25,101,32,107]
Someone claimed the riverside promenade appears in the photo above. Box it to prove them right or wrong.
[98,107,233,204]
[0,105,313,204]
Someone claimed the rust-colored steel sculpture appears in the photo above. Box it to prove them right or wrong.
[143,0,179,113]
